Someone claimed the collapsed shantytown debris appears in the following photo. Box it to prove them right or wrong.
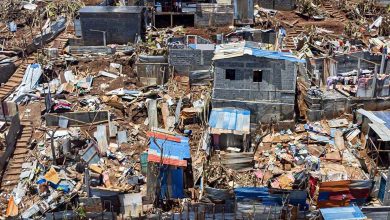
[0,0,390,219]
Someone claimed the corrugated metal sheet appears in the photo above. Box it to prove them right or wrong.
[148,134,190,167]
[378,175,386,203]
[320,206,366,220]
[234,187,307,208]
[369,122,390,141]
[219,152,254,171]
[213,41,305,63]
[357,109,385,124]
[209,108,250,135]
[373,111,390,129]
[357,109,390,141]
[160,166,184,199]
[318,180,372,208]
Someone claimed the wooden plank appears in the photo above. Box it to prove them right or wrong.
[335,130,346,150]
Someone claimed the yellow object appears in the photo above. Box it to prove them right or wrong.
[89,164,103,174]
[44,167,60,184]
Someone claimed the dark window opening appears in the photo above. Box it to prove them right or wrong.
[226,69,236,80]
[253,70,263,82]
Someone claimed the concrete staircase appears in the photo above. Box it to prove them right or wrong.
[323,2,346,22]
[284,27,305,50]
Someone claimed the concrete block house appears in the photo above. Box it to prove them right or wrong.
[211,41,305,123]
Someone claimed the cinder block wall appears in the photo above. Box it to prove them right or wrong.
[168,49,214,74]
[195,3,234,27]
[80,10,143,45]
[212,55,298,122]
[195,12,234,27]
[257,0,295,11]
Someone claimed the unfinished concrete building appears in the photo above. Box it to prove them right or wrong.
[135,55,169,86]
[301,51,390,121]
[212,42,305,123]
[195,3,234,28]
[79,6,146,45]
[257,0,296,11]
[168,35,215,75]
[233,0,254,25]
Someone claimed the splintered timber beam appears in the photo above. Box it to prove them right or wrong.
[45,111,109,127]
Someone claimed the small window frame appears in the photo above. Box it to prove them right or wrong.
[253,70,263,82]
[225,69,236,80]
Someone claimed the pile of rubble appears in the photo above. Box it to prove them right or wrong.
[0,0,389,218]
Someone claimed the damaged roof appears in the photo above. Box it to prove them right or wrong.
[358,109,390,141]
[212,41,305,63]
[148,132,191,167]
[209,108,250,135]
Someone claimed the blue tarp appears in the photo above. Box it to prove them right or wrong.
[209,108,250,134]
[320,206,366,220]
[149,136,191,161]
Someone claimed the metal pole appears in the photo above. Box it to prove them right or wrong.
[357,58,361,78]
[379,46,387,75]
[49,130,57,165]
[373,65,378,98]
[103,32,106,47]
